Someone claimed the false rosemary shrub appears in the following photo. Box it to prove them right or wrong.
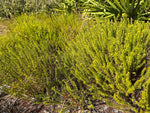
[0,14,83,106]
[61,19,150,112]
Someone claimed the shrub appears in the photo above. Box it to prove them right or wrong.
[61,19,150,112]
[1,13,150,112]
[0,14,83,107]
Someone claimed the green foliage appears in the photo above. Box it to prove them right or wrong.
[55,0,85,14]
[0,0,149,21]
[0,0,24,18]
[83,0,150,20]
[0,0,58,18]
[61,19,150,112]
[0,14,83,107]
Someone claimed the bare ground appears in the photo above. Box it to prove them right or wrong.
[0,92,124,113]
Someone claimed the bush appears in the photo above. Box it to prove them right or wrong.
[61,19,150,112]
[0,14,83,107]
[1,13,150,112]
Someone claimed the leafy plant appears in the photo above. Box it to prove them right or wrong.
[83,0,150,20]
[61,19,150,112]
[55,0,85,14]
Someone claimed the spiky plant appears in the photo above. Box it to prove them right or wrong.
[83,0,150,21]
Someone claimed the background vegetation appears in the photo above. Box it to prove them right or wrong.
[0,0,150,20]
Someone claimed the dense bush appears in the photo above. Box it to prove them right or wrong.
[61,19,150,112]
[0,13,150,112]
[0,14,83,108]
